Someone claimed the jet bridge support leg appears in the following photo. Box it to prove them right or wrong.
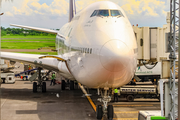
[33,67,46,93]
[97,88,114,120]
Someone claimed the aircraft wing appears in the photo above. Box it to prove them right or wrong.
[1,52,65,72]
[10,24,58,35]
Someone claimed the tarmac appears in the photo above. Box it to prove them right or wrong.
[1,79,161,120]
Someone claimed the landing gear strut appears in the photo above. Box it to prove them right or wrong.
[97,88,114,120]
[33,67,46,93]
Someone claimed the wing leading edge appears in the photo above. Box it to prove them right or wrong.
[1,52,75,80]
[10,24,58,35]
[1,52,63,72]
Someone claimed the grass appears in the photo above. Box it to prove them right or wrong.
[16,52,57,55]
[1,35,57,55]
[2,35,56,39]
[2,39,55,42]
[1,42,55,49]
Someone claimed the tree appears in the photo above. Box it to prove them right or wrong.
[0,27,56,36]
[1,30,6,36]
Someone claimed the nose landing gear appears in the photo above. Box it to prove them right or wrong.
[96,88,114,120]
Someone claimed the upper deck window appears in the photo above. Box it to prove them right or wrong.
[110,10,124,17]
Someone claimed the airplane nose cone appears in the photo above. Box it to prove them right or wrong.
[99,40,131,72]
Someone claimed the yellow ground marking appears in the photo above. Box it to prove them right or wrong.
[87,96,96,112]
[39,56,66,62]
[114,111,138,114]
[113,104,153,107]
[78,83,152,115]
[78,83,96,112]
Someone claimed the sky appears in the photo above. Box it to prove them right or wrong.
[1,0,170,29]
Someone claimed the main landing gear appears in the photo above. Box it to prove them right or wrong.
[96,88,114,120]
[61,79,75,90]
[33,67,46,93]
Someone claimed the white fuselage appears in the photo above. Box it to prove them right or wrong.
[56,1,137,88]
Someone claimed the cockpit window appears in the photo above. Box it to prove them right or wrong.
[90,10,123,18]
[110,10,124,17]
[91,10,109,17]
[97,10,109,17]
[91,10,98,17]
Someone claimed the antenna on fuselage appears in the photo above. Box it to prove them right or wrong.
[69,0,76,22]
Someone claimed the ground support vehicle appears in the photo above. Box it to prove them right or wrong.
[118,84,160,102]
[1,72,15,83]
[138,111,167,120]
[135,62,161,84]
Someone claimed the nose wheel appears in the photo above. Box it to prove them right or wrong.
[96,105,103,120]
[96,88,114,120]
[107,105,114,120]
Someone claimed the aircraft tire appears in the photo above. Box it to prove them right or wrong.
[107,105,114,120]
[127,95,134,102]
[158,95,160,102]
[96,105,103,120]
[42,82,46,93]
[70,81,74,90]
[61,80,65,90]
[2,78,5,83]
[33,82,37,93]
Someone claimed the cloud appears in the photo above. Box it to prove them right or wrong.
[5,11,14,17]
[1,0,169,28]
[76,0,104,11]
[121,0,166,17]
[122,4,134,14]
[2,0,168,17]
[2,0,68,16]
[74,0,167,19]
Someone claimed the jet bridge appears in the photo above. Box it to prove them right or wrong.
[133,12,179,79]
[133,12,171,67]
[133,12,179,119]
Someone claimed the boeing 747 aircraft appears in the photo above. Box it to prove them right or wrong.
[1,0,137,119]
